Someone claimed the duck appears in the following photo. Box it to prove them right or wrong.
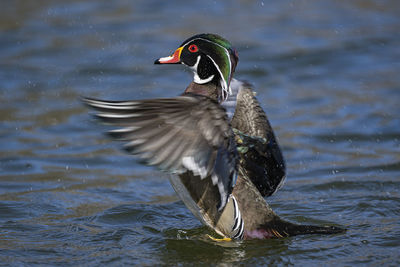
[83,33,344,240]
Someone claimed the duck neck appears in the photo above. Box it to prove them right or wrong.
[184,80,223,102]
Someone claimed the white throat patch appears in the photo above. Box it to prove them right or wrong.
[181,37,233,102]
[191,55,215,84]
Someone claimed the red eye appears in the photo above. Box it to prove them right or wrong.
[188,44,198,53]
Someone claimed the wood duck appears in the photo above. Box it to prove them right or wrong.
[83,33,344,240]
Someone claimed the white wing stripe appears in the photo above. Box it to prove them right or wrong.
[109,126,139,133]
[182,156,208,179]
[98,113,141,118]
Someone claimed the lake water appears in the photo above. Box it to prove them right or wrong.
[1,0,399,266]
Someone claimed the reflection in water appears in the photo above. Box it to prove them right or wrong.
[0,0,399,265]
[163,235,294,265]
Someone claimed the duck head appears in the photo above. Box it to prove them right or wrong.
[155,33,239,101]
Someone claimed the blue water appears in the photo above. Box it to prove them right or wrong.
[1,0,399,266]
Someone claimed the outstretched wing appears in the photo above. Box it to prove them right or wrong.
[227,80,286,197]
[83,95,238,210]
[234,129,286,197]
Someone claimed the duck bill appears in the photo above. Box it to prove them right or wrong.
[154,47,183,64]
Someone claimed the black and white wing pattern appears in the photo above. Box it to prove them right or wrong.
[83,95,238,210]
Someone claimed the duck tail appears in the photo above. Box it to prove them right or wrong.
[247,218,345,239]
[275,220,345,237]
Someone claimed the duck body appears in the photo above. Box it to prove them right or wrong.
[84,33,344,240]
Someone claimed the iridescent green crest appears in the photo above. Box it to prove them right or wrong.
[181,33,237,100]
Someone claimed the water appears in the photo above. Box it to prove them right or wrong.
[1,0,399,265]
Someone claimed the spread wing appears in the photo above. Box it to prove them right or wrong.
[234,129,286,197]
[83,95,238,210]
[228,81,286,197]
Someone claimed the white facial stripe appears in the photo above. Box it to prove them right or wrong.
[194,74,215,84]
[206,55,226,89]
[206,55,230,101]
[191,55,215,84]
[189,55,201,71]
[182,37,231,58]
[182,37,232,92]
[183,37,232,101]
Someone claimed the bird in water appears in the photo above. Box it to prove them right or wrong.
[83,33,344,241]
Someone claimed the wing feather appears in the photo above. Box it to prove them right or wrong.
[83,95,238,210]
